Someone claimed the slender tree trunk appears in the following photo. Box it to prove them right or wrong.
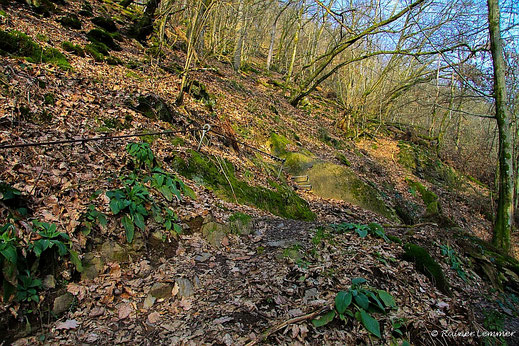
[233,0,245,72]
[286,1,304,83]
[488,0,513,254]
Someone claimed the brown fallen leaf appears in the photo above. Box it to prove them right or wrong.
[118,303,132,320]
[148,312,161,324]
[56,319,79,330]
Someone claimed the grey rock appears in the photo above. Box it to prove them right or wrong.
[201,222,229,248]
[175,278,194,297]
[195,252,211,262]
[53,293,74,315]
[149,282,173,299]
[42,275,56,290]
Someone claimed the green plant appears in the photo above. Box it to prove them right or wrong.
[107,181,150,243]
[440,243,468,282]
[126,142,155,169]
[312,278,396,339]
[16,270,42,303]
[333,222,390,242]
[31,221,69,257]
[79,204,107,236]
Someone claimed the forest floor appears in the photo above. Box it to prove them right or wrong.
[0,1,518,345]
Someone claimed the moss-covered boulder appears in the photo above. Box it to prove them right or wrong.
[134,94,177,123]
[307,162,397,220]
[58,13,82,29]
[0,30,70,69]
[173,150,315,221]
[398,141,464,190]
[86,28,121,51]
[267,133,396,220]
[406,179,440,216]
[403,243,451,295]
[91,16,118,32]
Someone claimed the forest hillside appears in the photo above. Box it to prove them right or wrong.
[0,0,518,345]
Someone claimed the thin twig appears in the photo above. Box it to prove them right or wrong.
[245,305,331,346]
[382,222,438,229]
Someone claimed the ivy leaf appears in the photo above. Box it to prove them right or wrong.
[355,228,368,238]
[335,291,352,314]
[357,309,381,338]
[311,310,335,328]
[121,215,135,243]
[378,290,396,308]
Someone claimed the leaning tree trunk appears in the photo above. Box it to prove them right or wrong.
[488,0,514,254]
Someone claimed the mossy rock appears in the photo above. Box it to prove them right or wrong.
[398,141,465,190]
[406,179,440,216]
[91,16,118,32]
[268,132,291,156]
[308,162,397,221]
[0,30,70,69]
[79,1,93,17]
[335,152,351,166]
[84,43,105,62]
[58,13,82,29]
[229,212,253,235]
[403,243,450,295]
[86,28,121,51]
[135,94,177,123]
[173,150,315,221]
[61,41,85,56]
[284,152,315,175]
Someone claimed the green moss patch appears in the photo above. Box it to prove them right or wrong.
[397,141,464,190]
[268,132,291,156]
[406,179,440,216]
[0,30,70,70]
[62,41,85,57]
[403,243,450,295]
[86,29,121,51]
[58,13,82,29]
[173,150,315,221]
[92,16,118,32]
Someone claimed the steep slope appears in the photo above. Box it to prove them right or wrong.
[0,1,518,345]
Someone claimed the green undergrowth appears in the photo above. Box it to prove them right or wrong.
[0,30,70,70]
[173,150,315,220]
[403,243,450,295]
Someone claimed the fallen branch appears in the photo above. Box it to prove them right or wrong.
[382,222,438,229]
[245,305,331,346]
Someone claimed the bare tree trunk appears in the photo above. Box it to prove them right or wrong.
[233,0,245,72]
[266,1,289,71]
[285,1,304,83]
[488,0,513,254]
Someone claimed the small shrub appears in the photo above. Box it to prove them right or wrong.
[333,222,391,242]
[312,278,398,339]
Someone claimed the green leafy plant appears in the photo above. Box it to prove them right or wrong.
[126,142,155,169]
[333,222,390,242]
[31,221,69,257]
[312,278,397,339]
[440,243,468,282]
[79,204,107,236]
[107,181,150,243]
[16,270,42,303]
[0,223,18,300]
